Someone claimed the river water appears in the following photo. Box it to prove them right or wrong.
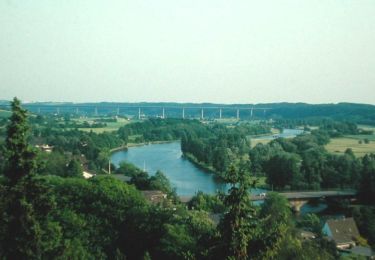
[252,128,305,140]
[110,140,328,214]
[111,141,265,196]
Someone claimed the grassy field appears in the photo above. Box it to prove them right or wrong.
[77,117,130,133]
[325,124,375,156]
[250,138,272,148]
[325,137,375,157]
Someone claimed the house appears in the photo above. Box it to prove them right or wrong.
[35,144,54,153]
[347,246,375,259]
[141,190,167,205]
[82,171,94,179]
[322,217,360,249]
[298,229,316,240]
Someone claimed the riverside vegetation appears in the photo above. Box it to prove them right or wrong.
[1,98,375,259]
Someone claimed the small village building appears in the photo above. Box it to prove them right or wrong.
[298,230,316,240]
[322,217,360,249]
[35,144,54,153]
[141,190,167,205]
[347,246,375,259]
[82,171,94,179]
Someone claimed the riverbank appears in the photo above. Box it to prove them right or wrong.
[110,140,179,153]
[182,153,223,177]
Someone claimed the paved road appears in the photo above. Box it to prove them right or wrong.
[250,190,357,201]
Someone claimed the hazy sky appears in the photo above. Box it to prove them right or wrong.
[1,1,375,104]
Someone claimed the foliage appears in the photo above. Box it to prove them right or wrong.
[297,213,322,235]
[264,152,301,190]
[219,164,257,259]
[188,191,225,213]
[3,97,37,184]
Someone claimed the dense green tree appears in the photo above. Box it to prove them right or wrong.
[188,191,225,213]
[297,213,322,235]
[264,152,301,190]
[219,164,257,259]
[359,154,375,204]
[249,193,292,259]
[0,98,58,259]
[3,97,37,184]
[116,161,143,176]
[65,158,83,178]
[300,147,326,190]
[353,206,375,248]
[39,151,68,177]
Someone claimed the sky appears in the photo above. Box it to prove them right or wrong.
[0,0,375,104]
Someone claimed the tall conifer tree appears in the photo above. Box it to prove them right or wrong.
[4,97,36,184]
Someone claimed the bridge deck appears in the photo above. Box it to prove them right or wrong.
[250,190,357,201]
[179,190,356,203]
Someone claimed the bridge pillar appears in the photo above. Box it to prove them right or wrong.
[250,107,253,118]
[182,108,185,119]
[237,109,240,120]
[117,107,120,115]
[290,200,308,213]
[162,108,165,119]
[138,108,141,119]
[201,108,204,120]
[76,107,79,114]
[94,107,98,116]
[219,108,222,119]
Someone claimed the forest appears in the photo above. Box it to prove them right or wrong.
[1,98,375,259]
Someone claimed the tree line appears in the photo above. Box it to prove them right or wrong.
[0,98,345,259]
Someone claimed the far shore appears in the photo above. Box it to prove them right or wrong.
[110,140,179,153]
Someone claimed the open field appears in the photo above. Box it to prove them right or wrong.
[250,138,272,148]
[77,117,130,133]
[325,137,375,157]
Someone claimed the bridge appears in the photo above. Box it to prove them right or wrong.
[180,190,357,212]
[251,190,357,212]
[0,103,272,120]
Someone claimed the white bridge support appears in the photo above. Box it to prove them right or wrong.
[250,107,253,118]
[182,108,185,119]
[138,108,141,119]
[94,107,98,116]
[237,109,240,120]
[219,108,222,119]
[201,108,204,120]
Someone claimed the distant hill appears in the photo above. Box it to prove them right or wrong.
[1,101,374,124]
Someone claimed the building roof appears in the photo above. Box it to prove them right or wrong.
[82,171,94,179]
[141,190,167,205]
[349,246,375,257]
[325,217,360,245]
[298,229,316,240]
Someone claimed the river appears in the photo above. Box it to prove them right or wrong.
[111,140,328,214]
[252,128,305,140]
[111,141,265,196]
